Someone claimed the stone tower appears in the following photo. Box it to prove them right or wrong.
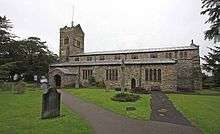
[59,24,84,61]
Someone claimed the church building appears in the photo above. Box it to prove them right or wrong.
[49,24,202,91]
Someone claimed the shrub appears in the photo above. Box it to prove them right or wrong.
[88,76,96,86]
[114,87,128,92]
[151,86,161,91]
[96,81,106,88]
[111,93,140,102]
[0,82,15,91]
[177,87,194,92]
[131,87,149,94]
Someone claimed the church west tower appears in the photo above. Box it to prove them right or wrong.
[59,24,84,61]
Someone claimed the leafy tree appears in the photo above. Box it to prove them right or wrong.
[0,16,14,45]
[0,16,58,82]
[203,46,220,86]
[201,0,220,41]
[17,37,58,82]
[0,16,16,65]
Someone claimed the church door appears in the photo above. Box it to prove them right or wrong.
[131,78,136,89]
[54,74,61,87]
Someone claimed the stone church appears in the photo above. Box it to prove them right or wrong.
[49,24,202,91]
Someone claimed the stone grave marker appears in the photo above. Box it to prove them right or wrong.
[14,80,26,94]
[41,87,61,119]
[41,82,48,93]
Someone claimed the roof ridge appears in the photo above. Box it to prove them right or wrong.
[76,45,198,56]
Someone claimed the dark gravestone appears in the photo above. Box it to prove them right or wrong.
[41,88,61,119]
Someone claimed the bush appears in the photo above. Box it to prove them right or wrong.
[151,86,161,91]
[131,87,149,94]
[111,93,140,102]
[0,82,15,91]
[114,87,127,92]
[96,81,106,88]
[88,76,96,86]
[177,87,194,92]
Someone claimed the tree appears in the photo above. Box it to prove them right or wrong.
[203,46,220,86]
[0,16,15,66]
[0,16,14,45]
[17,37,58,82]
[201,0,220,41]
[0,16,58,82]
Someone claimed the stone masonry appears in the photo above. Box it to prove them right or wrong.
[49,24,202,91]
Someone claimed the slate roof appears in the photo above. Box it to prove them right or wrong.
[50,58,177,67]
[75,45,198,56]
[50,68,74,75]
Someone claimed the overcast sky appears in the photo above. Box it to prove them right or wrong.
[0,0,217,57]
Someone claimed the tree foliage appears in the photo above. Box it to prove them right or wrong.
[0,16,58,82]
[201,0,220,41]
[203,46,220,86]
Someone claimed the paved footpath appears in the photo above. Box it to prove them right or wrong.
[150,91,191,126]
[58,90,202,134]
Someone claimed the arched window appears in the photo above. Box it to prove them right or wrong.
[158,69,161,81]
[179,51,183,58]
[64,37,69,44]
[154,69,157,81]
[169,53,172,59]
[184,51,187,58]
[150,69,153,81]
[145,69,149,81]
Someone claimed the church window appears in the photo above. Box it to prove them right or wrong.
[154,69,157,81]
[87,57,92,61]
[150,69,153,81]
[76,40,80,47]
[169,53,172,59]
[175,51,178,59]
[184,51,187,58]
[100,56,105,60]
[114,55,121,60]
[146,68,162,82]
[158,69,161,81]
[75,57,79,61]
[179,51,183,58]
[106,70,109,80]
[150,53,158,58]
[165,53,169,58]
[83,69,93,79]
[64,37,69,44]
[145,69,149,81]
[131,54,138,59]
[106,69,118,81]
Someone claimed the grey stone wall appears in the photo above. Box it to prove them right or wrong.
[59,26,84,62]
[49,68,76,88]
[74,64,177,91]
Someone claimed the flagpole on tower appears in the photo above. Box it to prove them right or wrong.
[71,5,74,27]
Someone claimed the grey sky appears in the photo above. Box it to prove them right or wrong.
[0,0,216,57]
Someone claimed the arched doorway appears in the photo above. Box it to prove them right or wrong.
[131,78,136,89]
[54,74,61,87]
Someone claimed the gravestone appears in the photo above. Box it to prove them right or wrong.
[14,80,26,94]
[41,87,61,119]
[41,82,48,93]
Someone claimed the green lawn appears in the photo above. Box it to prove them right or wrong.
[0,89,91,134]
[168,93,220,134]
[65,88,151,120]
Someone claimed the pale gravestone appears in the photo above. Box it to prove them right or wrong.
[41,88,61,119]
[41,82,48,93]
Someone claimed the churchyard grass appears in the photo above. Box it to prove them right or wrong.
[168,90,220,134]
[0,89,91,134]
[65,88,151,120]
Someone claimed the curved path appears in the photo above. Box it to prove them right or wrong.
[150,91,191,126]
[58,90,202,134]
